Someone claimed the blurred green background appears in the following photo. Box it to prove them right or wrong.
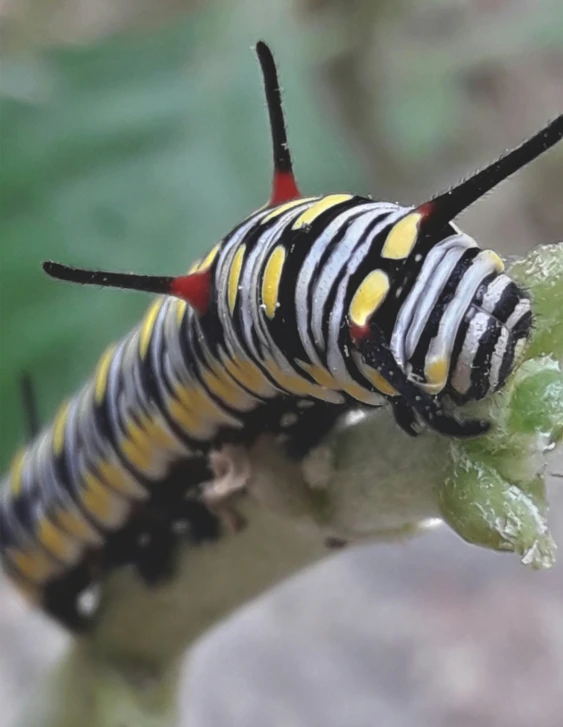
[2,2,563,727]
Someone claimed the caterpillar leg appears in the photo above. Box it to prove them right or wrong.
[129,458,222,585]
[278,401,350,459]
[130,515,179,585]
[353,324,490,438]
[391,398,421,437]
[42,565,98,632]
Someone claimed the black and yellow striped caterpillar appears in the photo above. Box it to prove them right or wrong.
[1,41,562,631]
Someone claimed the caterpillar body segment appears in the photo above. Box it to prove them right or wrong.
[1,40,561,630]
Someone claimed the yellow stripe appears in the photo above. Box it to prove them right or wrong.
[381,212,421,260]
[52,400,70,456]
[210,359,257,409]
[297,360,340,390]
[37,518,75,562]
[8,547,57,583]
[201,369,247,409]
[121,434,152,474]
[82,472,125,525]
[176,300,188,325]
[361,366,398,397]
[55,506,100,543]
[139,299,163,359]
[261,245,286,319]
[349,270,390,328]
[9,449,25,496]
[222,356,274,397]
[263,358,321,398]
[167,397,207,437]
[175,383,234,427]
[342,380,386,404]
[298,359,382,403]
[127,418,151,451]
[197,243,220,272]
[228,245,246,314]
[292,194,352,229]
[98,460,146,499]
[261,197,317,223]
[139,412,185,455]
[94,345,116,404]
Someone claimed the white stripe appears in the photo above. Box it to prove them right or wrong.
[504,299,531,331]
[324,207,407,403]
[424,250,504,386]
[390,234,477,368]
[299,204,388,355]
[450,310,490,396]
[489,326,510,391]
[480,274,512,314]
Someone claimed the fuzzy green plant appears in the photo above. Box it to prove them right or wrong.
[14,242,563,727]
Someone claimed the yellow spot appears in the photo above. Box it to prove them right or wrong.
[381,212,422,260]
[349,270,390,328]
[9,449,25,496]
[188,259,201,273]
[8,547,57,583]
[293,194,353,229]
[98,460,147,499]
[52,400,70,456]
[262,245,286,318]
[37,518,75,562]
[424,355,449,394]
[139,299,163,359]
[228,245,246,314]
[198,243,220,272]
[485,250,505,272]
[94,344,116,404]
[262,197,317,223]
[361,367,398,397]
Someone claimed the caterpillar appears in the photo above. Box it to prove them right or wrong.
[1,41,562,632]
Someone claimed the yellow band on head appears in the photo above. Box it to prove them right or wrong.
[381,212,422,260]
[292,194,352,229]
[349,269,390,329]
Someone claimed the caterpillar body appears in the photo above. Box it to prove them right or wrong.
[1,41,562,631]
